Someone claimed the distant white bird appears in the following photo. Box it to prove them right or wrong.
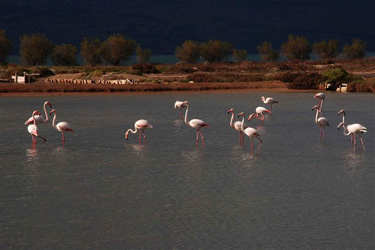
[174,100,188,119]
[337,109,367,151]
[50,109,74,142]
[25,101,52,125]
[314,93,325,113]
[261,96,278,113]
[184,101,209,146]
[312,104,329,140]
[255,106,271,123]
[238,112,262,151]
[27,110,47,143]
[125,119,153,142]
[228,108,244,143]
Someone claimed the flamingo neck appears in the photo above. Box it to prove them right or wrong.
[342,113,346,123]
[184,105,189,125]
[126,127,138,134]
[240,115,245,131]
[43,102,49,122]
[229,112,234,127]
[315,108,319,123]
[51,112,57,128]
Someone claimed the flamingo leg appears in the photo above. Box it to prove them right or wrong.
[353,133,357,145]
[198,129,204,144]
[257,137,262,151]
[138,132,141,142]
[62,132,65,142]
[250,137,254,151]
[351,134,354,144]
[180,111,182,119]
[143,130,146,140]
[359,134,366,151]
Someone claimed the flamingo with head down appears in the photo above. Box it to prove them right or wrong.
[174,100,188,119]
[238,112,262,151]
[50,109,74,142]
[228,108,245,143]
[184,101,209,146]
[337,109,367,151]
[27,110,47,143]
[261,96,278,113]
[25,101,52,125]
[254,106,271,123]
[125,119,153,142]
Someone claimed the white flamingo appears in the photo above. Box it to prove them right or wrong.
[312,104,329,139]
[238,112,262,151]
[184,101,209,145]
[27,110,47,143]
[261,96,278,113]
[125,119,153,142]
[174,100,188,119]
[50,109,74,142]
[25,101,52,125]
[314,93,325,113]
[337,109,367,151]
[228,108,245,143]
[254,106,271,123]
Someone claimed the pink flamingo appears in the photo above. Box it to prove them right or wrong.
[25,101,52,125]
[125,119,153,142]
[27,110,47,143]
[184,101,209,145]
[238,112,262,151]
[337,109,367,151]
[228,108,245,143]
[254,106,271,123]
[312,105,329,140]
[50,109,74,142]
[314,93,325,113]
[261,96,278,113]
[174,100,188,119]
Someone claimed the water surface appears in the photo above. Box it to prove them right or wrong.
[1,92,374,249]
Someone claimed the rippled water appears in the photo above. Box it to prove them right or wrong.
[1,92,374,249]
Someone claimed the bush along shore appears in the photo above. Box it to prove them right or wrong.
[1,58,374,94]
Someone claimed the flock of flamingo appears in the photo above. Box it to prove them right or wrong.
[25,93,367,151]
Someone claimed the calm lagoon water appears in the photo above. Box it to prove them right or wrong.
[1,91,374,249]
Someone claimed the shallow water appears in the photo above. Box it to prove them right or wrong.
[1,92,374,249]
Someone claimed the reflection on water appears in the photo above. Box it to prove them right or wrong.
[26,146,38,161]
[342,149,367,175]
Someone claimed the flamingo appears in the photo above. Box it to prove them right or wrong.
[228,108,245,143]
[184,101,209,145]
[25,101,52,125]
[238,112,262,151]
[125,119,153,142]
[337,109,367,151]
[174,100,188,119]
[50,109,74,142]
[314,93,325,113]
[312,105,329,139]
[261,96,278,113]
[254,106,271,123]
[27,110,47,143]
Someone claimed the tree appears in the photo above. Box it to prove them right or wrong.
[175,40,201,63]
[280,35,312,61]
[0,29,12,65]
[257,41,279,62]
[136,45,152,64]
[233,48,248,62]
[342,38,366,59]
[201,39,233,63]
[20,33,54,66]
[52,44,78,66]
[313,39,339,59]
[101,34,136,65]
[80,37,102,66]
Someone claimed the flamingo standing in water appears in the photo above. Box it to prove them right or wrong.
[261,96,278,113]
[228,108,245,143]
[25,101,52,125]
[337,109,367,151]
[238,112,262,151]
[312,105,329,140]
[174,100,188,119]
[125,119,153,142]
[184,101,209,145]
[314,93,325,113]
[27,110,47,143]
[50,109,74,142]
[254,106,271,123]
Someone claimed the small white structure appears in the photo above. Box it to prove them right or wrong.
[12,72,32,84]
